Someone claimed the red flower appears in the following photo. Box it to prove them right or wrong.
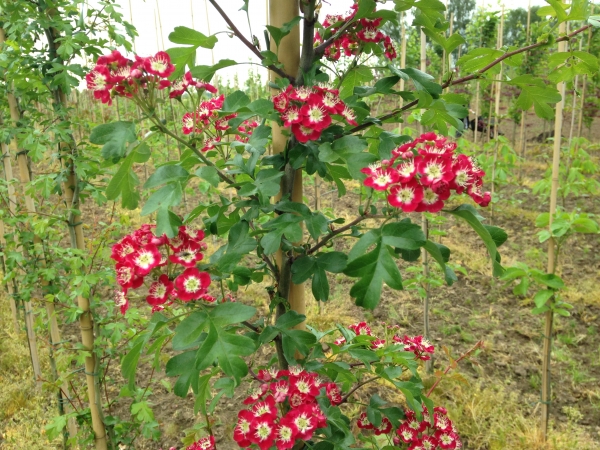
[421,434,439,450]
[374,416,392,435]
[144,51,175,78]
[388,180,424,212]
[326,382,342,405]
[114,289,129,315]
[115,262,143,289]
[357,412,373,430]
[169,240,204,267]
[371,338,386,349]
[434,430,458,449]
[249,418,276,450]
[146,275,174,306]
[130,244,161,276]
[174,267,211,301]
[275,418,296,450]
[417,155,454,187]
[397,423,418,442]
[86,65,112,104]
[361,164,400,191]
[186,435,215,450]
[234,410,254,447]
[287,405,317,440]
[349,321,372,336]
[292,123,322,143]
[251,395,278,419]
[416,187,445,213]
[273,92,290,112]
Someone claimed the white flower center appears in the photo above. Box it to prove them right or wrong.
[135,252,155,269]
[183,277,201,292]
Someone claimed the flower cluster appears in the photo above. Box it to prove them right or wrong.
[314,3,397,61]
[361,132,491,213]
[185,436,215,450]
[111,225,212,314]
[234,367,335,450]
[333,322,435,360]
[393,335,435,361]
[86,50,175,104]
[357,405,462,449]
[86,51,218,107]
[394,406,462,450]
[273,85,357,143]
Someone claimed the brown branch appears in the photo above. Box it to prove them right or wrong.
[307,213,383,255]
[340,376,379,404]
[207,0,294,83]
[346,23,594,136]
[426,340,483,398]
[314,19,356,57]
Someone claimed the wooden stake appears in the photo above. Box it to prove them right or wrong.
[269,0,304,331]
[0,118,19,334]
[398,12,407,132]
[541,16,567,441]
[490,5,504,222]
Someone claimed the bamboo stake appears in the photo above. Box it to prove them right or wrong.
[518,0,532,179]
[269,0,304,330]
[576,29,592,141]
[37,12,109,446]
[541,16,567,441]
[0,35,43,391]
[567,32,581,150]
[0,113,20,334]
[418,26,432,373]
[398,12,407,132]
[490,5,504,222]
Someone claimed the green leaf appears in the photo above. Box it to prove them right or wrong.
[509,75,562,119]
[317,252,348,273]
[190,59,238,82]
[446,205,504,276]
[457,48,504,74]
[196,166,220,187]
[266,16,301,47]
[238,168,284,198]
[397,68,442,96]
[172,311,208,351]
[222,90,251,112]
[423,240,457,285]
[291,256,317,284]
[141,183,183,216]
[145,165,189,188]
[381,221,426,250]
[90,121,137,162]
[345,240,403,310]
[339,65,374,99]
[106,144,149,210]
[156,206,183,238]
[169,26,217,48]
[534,289,554,308]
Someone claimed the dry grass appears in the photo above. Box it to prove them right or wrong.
[431,377,600,450]
[0,299,61,449]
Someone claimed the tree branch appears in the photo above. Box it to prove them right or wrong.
[207,0,295,83]
[314,19,355,57]
[307,213,383,255]
[426,340,483,397]
[340,376,379,404]
[346,23,594,135]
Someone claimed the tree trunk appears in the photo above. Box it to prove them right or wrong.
[269,0,305,350]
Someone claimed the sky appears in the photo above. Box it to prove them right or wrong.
[114,0,549,84]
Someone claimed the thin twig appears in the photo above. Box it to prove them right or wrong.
[307,214,383,255]
[340,376,379,404]
[426,340,483,397]
[207,0,294,83]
